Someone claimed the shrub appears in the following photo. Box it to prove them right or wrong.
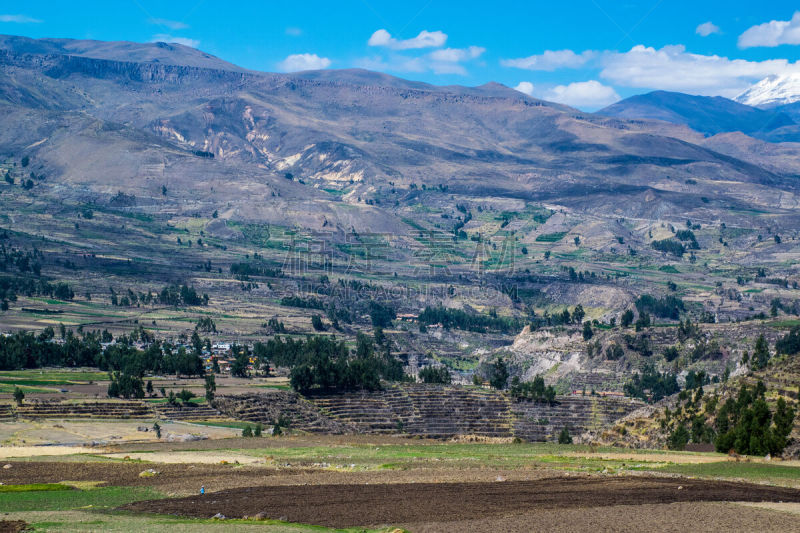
[558,426,573,444]
[178,388,195,404]
[663,346,680,362]
[668,424,689,450]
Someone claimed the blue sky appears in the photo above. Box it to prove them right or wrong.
[4,1,800,109]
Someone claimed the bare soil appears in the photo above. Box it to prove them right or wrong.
[0,522,28,533]
[0,461,312,494]
[121,476,800,529]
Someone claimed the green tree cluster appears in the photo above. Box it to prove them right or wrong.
[715,382,795,456]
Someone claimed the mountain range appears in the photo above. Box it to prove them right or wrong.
[3,34,800,238]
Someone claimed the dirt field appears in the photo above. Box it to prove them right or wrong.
[0,461,313,494]
[0,419,240,448]
[121,477,800,529]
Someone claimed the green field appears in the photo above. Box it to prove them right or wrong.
[535,232,568,242]
[0,485,390,532]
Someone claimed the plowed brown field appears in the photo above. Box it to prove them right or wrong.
[121,477,800,529]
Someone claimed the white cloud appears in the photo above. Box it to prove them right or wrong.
[500,49,594,71]
[355,55,426,73]
[696,22,720,37]
[278,53,331,72]
[149,18,188,30]
[429,46,485,62]
[285,27,302,36]
[600,44,800,97]
[368,29,447,50]
[0,14,42,23]
[356,44,483,76]
[150,34,200,48]
[739,11,800,48]
[513,81,535,96]
[430,62,468,75]
[542,80,620,109]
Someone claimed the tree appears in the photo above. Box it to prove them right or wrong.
[13,386,24,405]
[230,345,250,378]
[621,310,634,328]
[253,423,263,437]
[509,375,556,404]
[146,380,154,396]
[663,346,680,362]
[558,426,573,444]
[205,374,216,403]
[242,425,253,437]
[107,371,144,399]
[311,314,326,331]
[419,366,452,384]
[489,358,509,390]
[651,239,686,257]
[635,312,651,331]
[715,382,795,456]
[368,301,396,328]
[582,322,593,341]
[178,388,195,404]
[572,305,585,323]
[751,334,770,370]
[668,424,690,450]
[153,421,161,439]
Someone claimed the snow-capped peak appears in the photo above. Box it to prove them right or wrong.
[735,73,800,107]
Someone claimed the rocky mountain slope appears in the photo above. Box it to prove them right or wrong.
[3,34,800,237]
[598,91,799,142]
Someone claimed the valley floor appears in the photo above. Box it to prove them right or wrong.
[2,431,800,532]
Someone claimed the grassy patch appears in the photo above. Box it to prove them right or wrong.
[655,461,800,483]
[253,383,292,390]
[0,484,73,493]
[11,510,398,532]
[535,232,568,243]
[144,397,205,405]
[187,420,256,430]
[0,383,55,393]
[0,370,108,383]
[0,486,162,512]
